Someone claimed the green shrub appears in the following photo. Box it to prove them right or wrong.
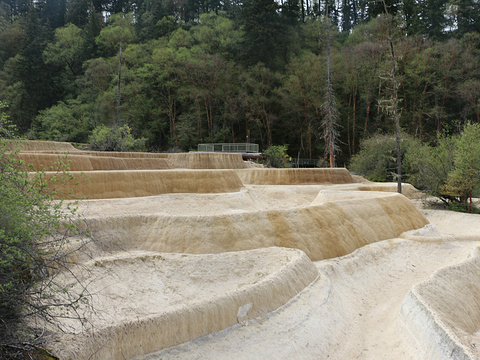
[0,103,94,356]
[88,124,147,152]
[349,133,422,182]
[404,134,457,201]
[442,123,480,211]
[351,125,480,212]
[263,145,292,168]
[33,100,92,143]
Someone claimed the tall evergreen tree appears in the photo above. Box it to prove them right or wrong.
[455,0,480,36]
[9,7,61,131]
[367,0,401,20]
[281,0,301,25]
[0,11,25,67]
[83,4,101,57]
[411,0,447,39]
[241,0,285,70]
[65,0,89,27]
[0,0,30,21]
[341,0,356,32]
[39,0,66,29]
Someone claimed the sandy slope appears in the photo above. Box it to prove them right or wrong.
[49,248,319,360]
[53,195,479,360]
[16,141,480,360]
[138,211,480,360]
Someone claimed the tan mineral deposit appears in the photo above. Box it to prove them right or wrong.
[16,140,480,360]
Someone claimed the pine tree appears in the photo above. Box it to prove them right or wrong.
[11,7,61,131]
[455,0,480,36]
[380,2,402,193]
[65,0,89,27]
[39,0,66,30]
[321,16,339,168]
[241,0,285,70]
[83,3,101,58]
[410,0,448,39]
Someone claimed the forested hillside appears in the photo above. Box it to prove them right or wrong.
[1,0,479,165]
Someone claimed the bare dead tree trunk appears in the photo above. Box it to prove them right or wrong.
[352,88,357,153]
[391,44,402,194]
[262,104,272,146]
[469,159,473,213]
[382,0,402,194]
[117,40,122,126]
[169,93,178,147]
[322,13,339,168]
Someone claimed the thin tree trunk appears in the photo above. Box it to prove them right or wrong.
[382,0,402,194]
[364,97,370,137]
[204,96,213,141]
[196,98,203,142]
[307,121,312,159]
[301,0,305,22]
[323,11,338,168]
[169,93,178,147]
[352,85,357,154]
[117,40,122,126]
[262,105,272,146]
[469,159,473,213]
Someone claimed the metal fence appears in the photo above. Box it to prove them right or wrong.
[197,143,259,153]
[290,158,318,168]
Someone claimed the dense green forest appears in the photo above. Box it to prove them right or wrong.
[1,0,480,165]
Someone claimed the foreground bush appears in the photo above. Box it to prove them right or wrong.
[349,133,422,182]
[442,123,480,212]
[405,134,457,203]
[263,145,292,168]
[88,124,147,152]
[351,124,480,212]
[0,103,94,358]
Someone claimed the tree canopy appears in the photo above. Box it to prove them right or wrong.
[0,0,479,166]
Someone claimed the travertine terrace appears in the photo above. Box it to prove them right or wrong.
[15,140,480,360]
